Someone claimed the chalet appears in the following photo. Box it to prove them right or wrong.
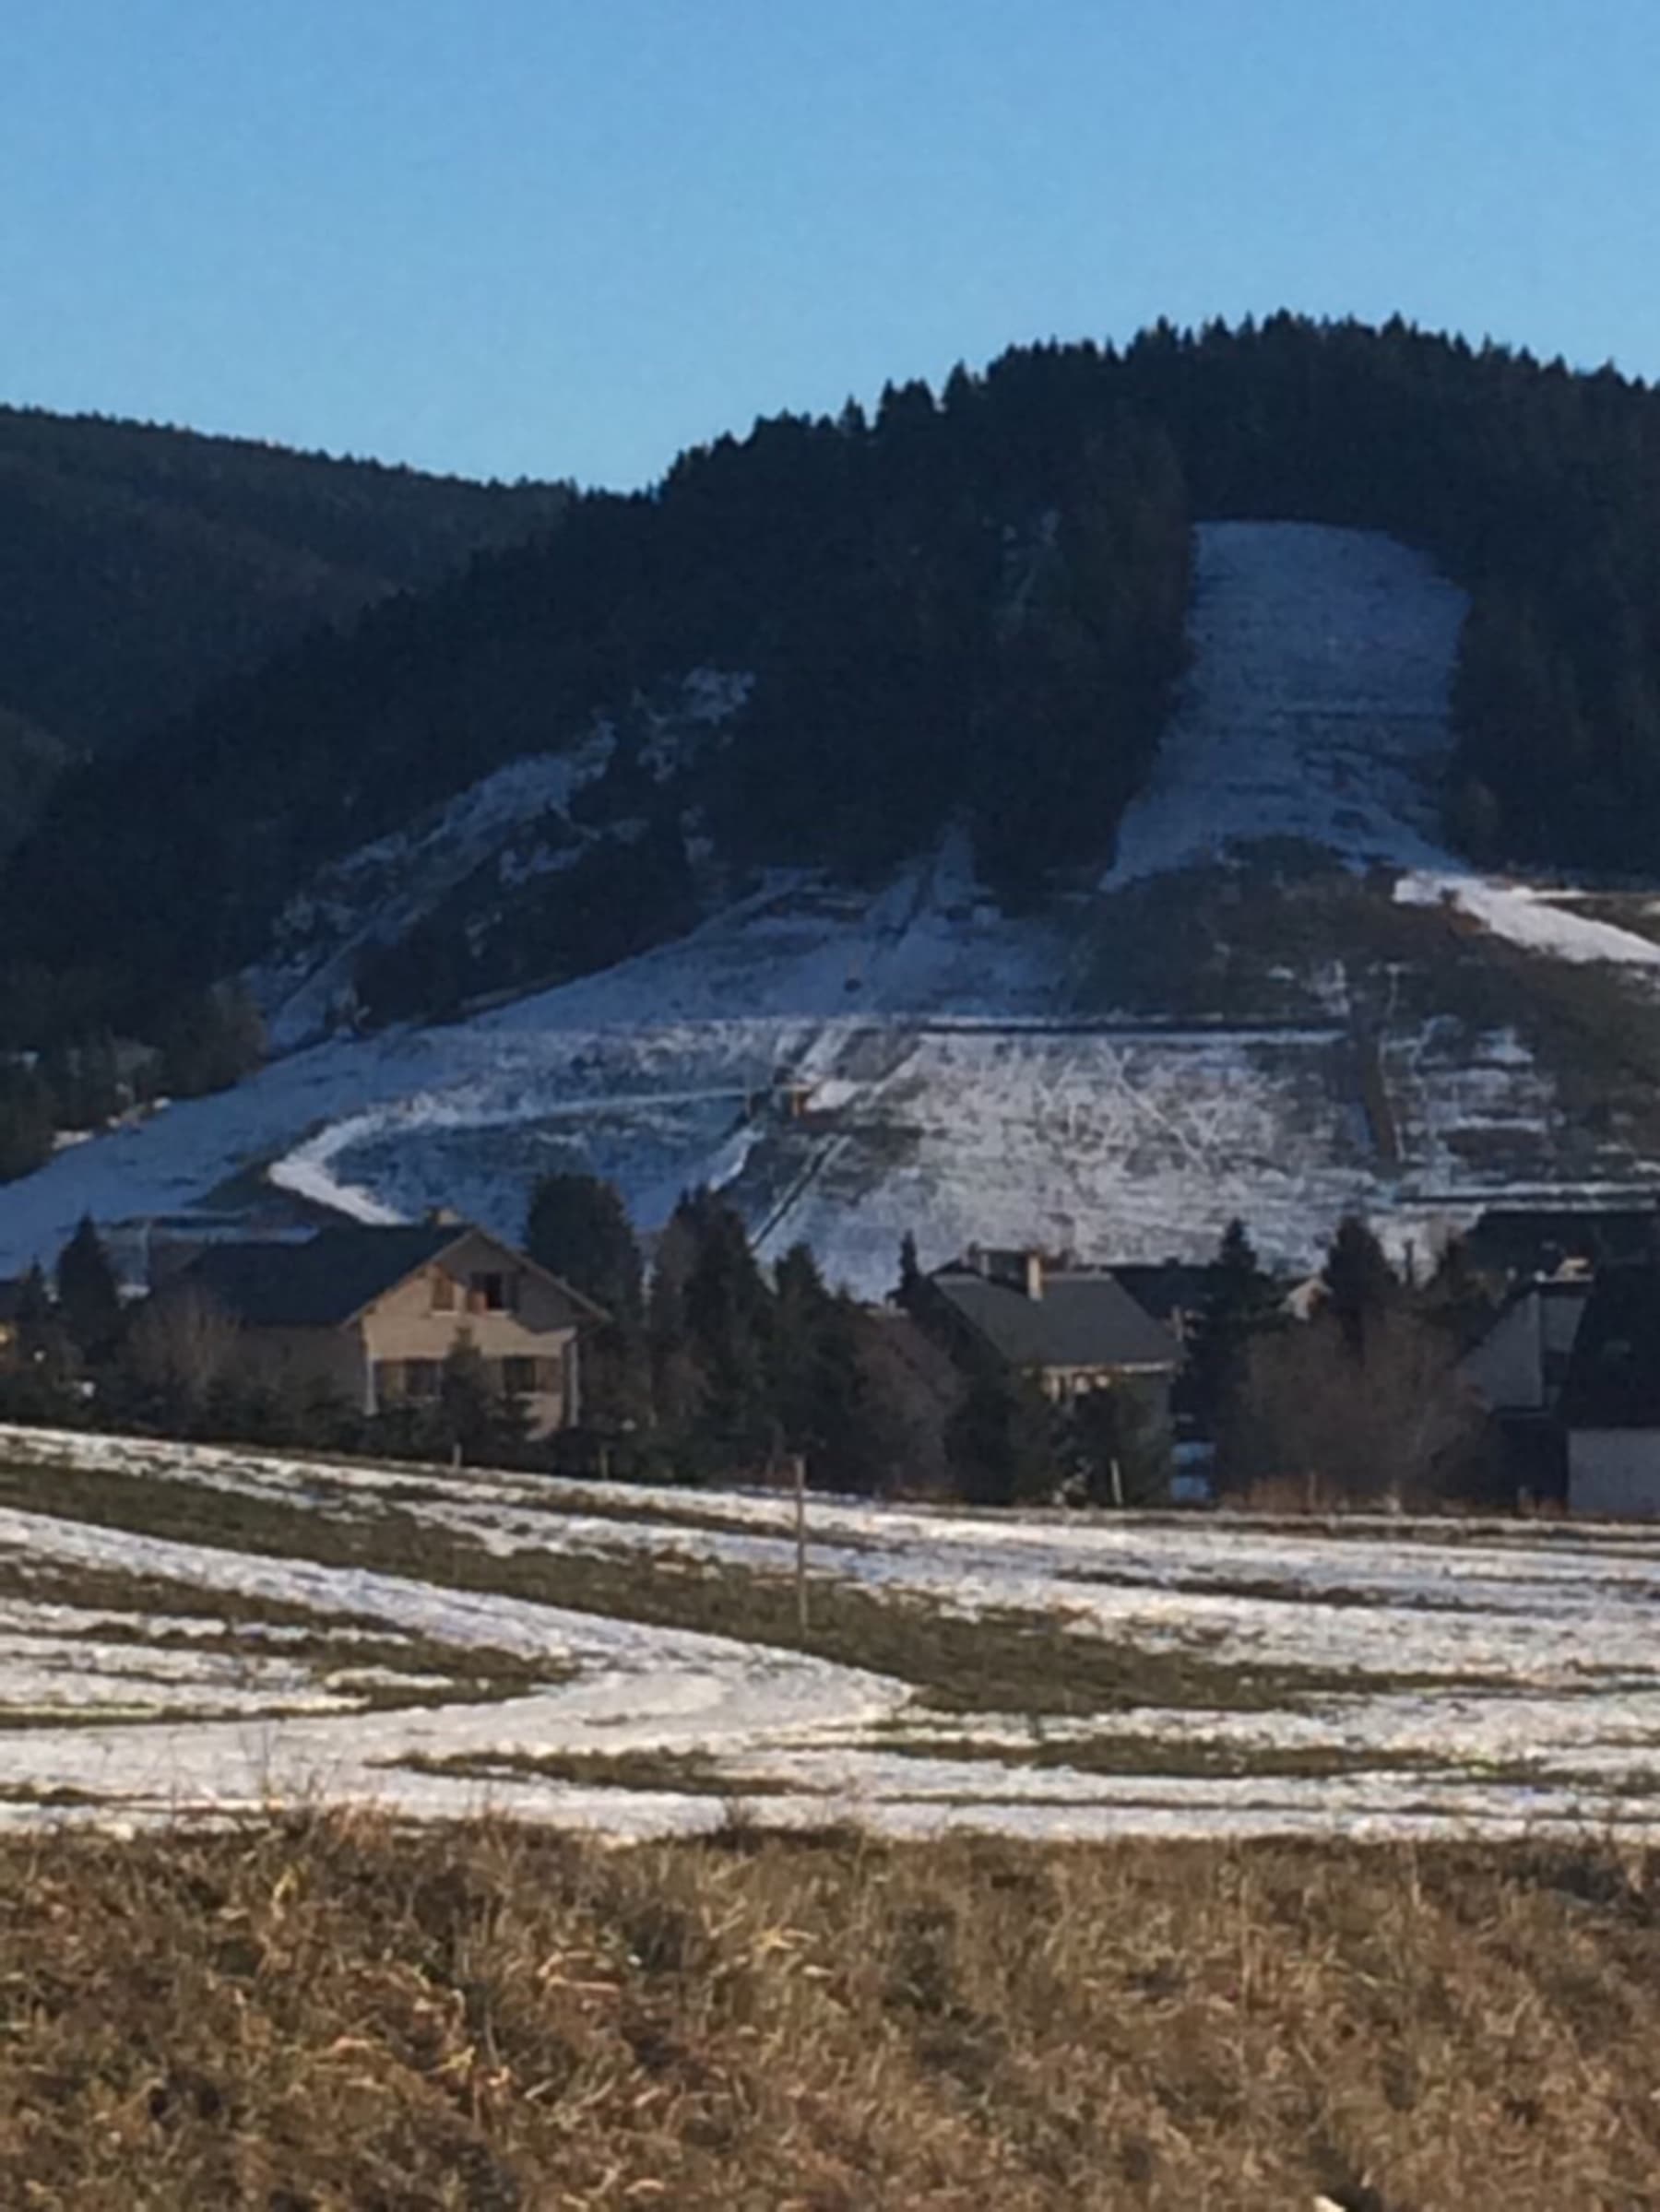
[1558,1265,1660,1517]
[173,1217,604,1438]
[921,1248,1180,1413]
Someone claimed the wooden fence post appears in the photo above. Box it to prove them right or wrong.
[794,1453,809,1642]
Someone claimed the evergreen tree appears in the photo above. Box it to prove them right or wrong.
[1187,1220,1284,1437]
[944,1362,1056,1507]
[526,1171,643,1319]
[436,1332,525,1463]
[680,1191,774,1465]
[896,1231,922,1307]
[54,1214,122,1364]
[1069,1384,1171,1507]
[0,1061,53,1184]
[1321,1216,1398,1359]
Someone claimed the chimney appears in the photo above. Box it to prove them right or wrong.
[966,1243,987,1277]
[426,1205,461,1226]
[1024,1250,1044,1301]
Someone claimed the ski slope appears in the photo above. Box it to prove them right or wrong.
[3,522,1660,1290]
[1104,521,1464,884]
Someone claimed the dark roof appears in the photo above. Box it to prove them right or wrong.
[1464,1205,1659,1280]
[1559,1265,1660,1429]
[931,1267,1178,1373]
[1111,1263,1218,1329]
[177,1223,471,1329]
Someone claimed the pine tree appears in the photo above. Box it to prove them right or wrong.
[437,1332,525,1463]
[1321,1216,1398,1359]
[1187,1220,1283,1437]
[526,1172,642,1319]
[945,1362,1056,1507]
[55,1214,122,1364]
[682,1193,773,1464]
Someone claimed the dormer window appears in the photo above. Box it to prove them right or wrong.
[469,1271,516,1313]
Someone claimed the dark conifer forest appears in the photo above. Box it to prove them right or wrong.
[0,402,569,801]
[9,314,1660,1053]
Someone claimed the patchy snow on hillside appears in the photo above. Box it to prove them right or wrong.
[1394,869,1660,973]
[1,524,1656,1291]
[8,1427,1660,1839]
[252,668,755,1050]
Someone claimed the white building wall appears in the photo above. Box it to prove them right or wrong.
[1569,1429,1660,1518]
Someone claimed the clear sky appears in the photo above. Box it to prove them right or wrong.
[5,0,1658,489]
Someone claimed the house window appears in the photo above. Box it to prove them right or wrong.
[469,1271,516,1313]
[501,1356,538,1396]
[403,1358,442,1401]
[431,1272,456,1313]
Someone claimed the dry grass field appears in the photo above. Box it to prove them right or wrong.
[5,1815,1660,2209]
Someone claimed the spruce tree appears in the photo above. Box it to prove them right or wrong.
[1187,1220,1282,1437]
[55,1215,122,1364]
[526,1171,643,1319]
[1321,1216,1398,1359]
[945,1362,1056,1507]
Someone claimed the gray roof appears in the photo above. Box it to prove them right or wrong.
[1110,1262,1218,1329]
[931,1267,1179,1373]
[177,1223,476,1330]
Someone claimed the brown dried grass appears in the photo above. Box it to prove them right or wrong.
[2,1816,1659,2207]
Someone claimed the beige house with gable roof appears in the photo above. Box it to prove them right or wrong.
[176,1217,604,1437]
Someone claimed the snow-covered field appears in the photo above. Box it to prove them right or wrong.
[5,1425,1660,1843]
[4,522,1660,1290]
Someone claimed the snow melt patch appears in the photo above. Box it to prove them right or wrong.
[1394,871,1660,973]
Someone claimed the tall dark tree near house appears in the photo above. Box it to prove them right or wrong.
[769,1242,891,1491]
[644,1188,777,1471]
[526,1170,648,1438]
[896,1232,922,1307]
[526,1172,643,1319]
[678,1189,775,1467]
[436,1332,526,1464]
[1321,1216,1399,1359]
[944,1359,1056,1507]
[55,1214,123,1364]
[645,1201,703,1437]
[1069,1384,1171,1508]
[1188,1220,1283,1438]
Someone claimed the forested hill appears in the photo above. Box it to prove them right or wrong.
[11,315,1660,1042]
[0,403,570,827]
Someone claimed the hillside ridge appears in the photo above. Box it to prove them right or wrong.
[5,520,1660,1291]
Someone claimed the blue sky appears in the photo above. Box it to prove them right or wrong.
[5,1,1657,487]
